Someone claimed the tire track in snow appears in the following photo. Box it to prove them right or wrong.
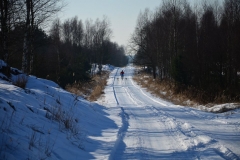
[129,78,168,107]
[122,79,180,159]
[124,77,190,158]
[112,68,119,105]
[148,105,240,160]
[125,78,191,157]
[110,68,142,159]
[109,107,129,160]
[109,68,128,160]
[126,75,239,159]
[111,72,150,159]
[121,86,196,158]
[110,67,239,159]
[123,86,151,159]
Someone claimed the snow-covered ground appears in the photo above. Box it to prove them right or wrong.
[0,61,240,159]
[99,65,240,160]
[0,61,120,159]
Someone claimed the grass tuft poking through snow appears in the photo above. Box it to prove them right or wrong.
[45,97,81,139]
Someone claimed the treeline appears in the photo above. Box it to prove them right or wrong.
[131,0,240,102]
[0,0,128,87]
[47,17,128,87]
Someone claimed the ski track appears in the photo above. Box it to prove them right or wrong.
[107,66,240,160]
[109,107,129,160]
[148,105,239,160]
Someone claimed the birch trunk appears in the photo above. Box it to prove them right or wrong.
[22,0,30,73]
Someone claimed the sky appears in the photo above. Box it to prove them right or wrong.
[58,0,223,47]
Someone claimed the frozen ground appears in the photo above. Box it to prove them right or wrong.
[0,61,239,159]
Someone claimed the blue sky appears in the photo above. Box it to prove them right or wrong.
[59,0,222,47]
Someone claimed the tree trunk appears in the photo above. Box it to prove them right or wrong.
[29,0,34,74]
[0,0,9,63]
[152,65,156,79]
[22,0,31,73]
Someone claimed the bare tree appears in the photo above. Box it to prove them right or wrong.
[61,16,83,46]
[0,0,10,62]
[49,18,61,80]
[1,0,24,63]
[83,17,112,75]
[94,16,112,73]
[22,0,65,73]
[221,0,240,88]
[69,16,83,46]
[130,9,161,78]
[76,19,84,47]
[22,0,30,73]
[62,19,71,44]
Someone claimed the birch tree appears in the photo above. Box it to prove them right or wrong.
[22,0,65,74]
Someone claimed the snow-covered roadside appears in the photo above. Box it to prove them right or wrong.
[196,103,240,113]
[0,60,121,159]
[91,64,115,74]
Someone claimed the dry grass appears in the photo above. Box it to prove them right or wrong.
[66,71,109,101]
[134,71,240,107]
[133,73,199,107]
[46,103,80,138]
[13,75,28,89]
[88,71,109,101]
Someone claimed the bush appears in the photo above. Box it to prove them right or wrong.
[88,71,108,101]
[66,71,109,101]
[13,75,28,89]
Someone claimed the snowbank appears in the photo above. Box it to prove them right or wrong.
[0,60,120,159]
[0,59,7,68]
[197,103,240,113]
[91,64,115,74]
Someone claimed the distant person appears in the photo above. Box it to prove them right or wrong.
[120,70,124,79]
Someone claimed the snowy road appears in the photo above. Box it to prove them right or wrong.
[101,65,240,160]
[1,61,239,159]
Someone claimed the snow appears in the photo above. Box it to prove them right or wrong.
[197,103,240,113]
[0,61,240,159]
[91,64,115,74]
[0,59,7,68]
[100,65,240,159]
[0,63,121,159]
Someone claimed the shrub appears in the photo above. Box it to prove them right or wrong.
[13,75,28,89]
[66,71,109,101]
